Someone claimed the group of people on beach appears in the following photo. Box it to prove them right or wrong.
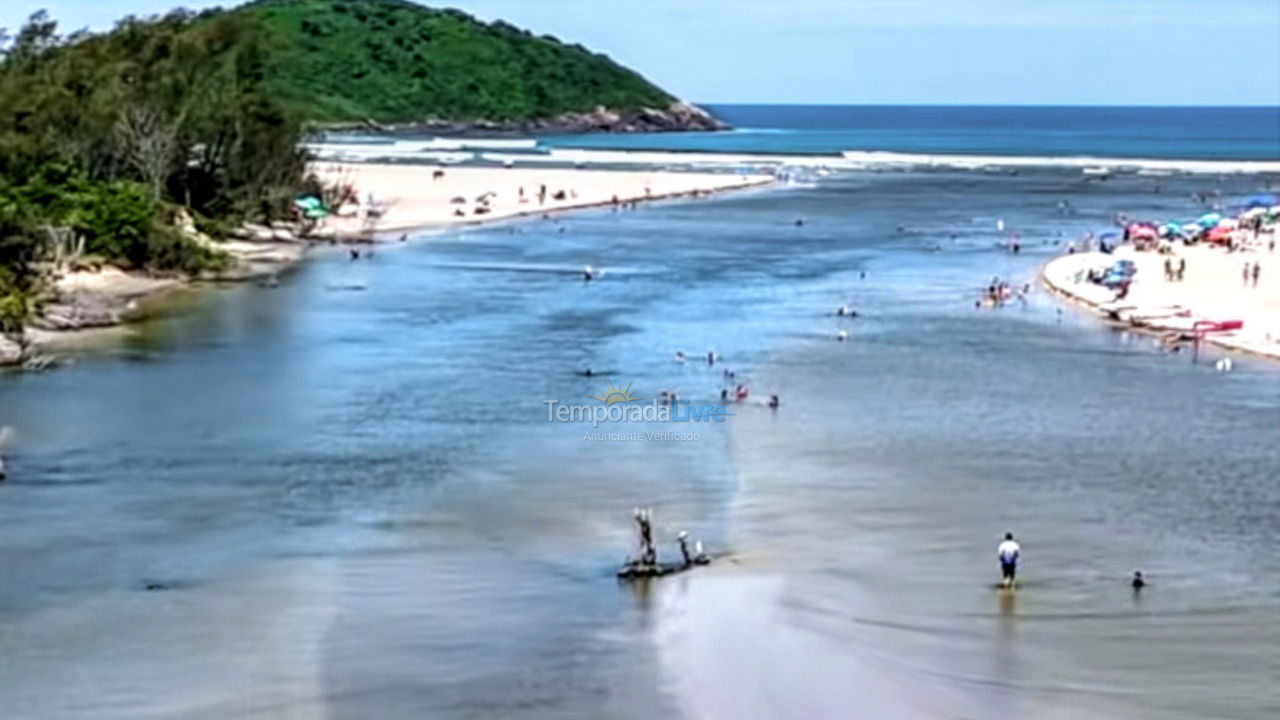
[1241,261,1262,288]
[1162,256,1188,282]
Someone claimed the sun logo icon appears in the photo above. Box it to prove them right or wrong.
[589,381,637,405]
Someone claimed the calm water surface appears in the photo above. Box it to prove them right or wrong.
[1,164,1278,718]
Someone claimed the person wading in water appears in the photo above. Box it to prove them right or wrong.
[997,532,1021,588]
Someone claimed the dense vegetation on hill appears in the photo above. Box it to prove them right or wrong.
[235,0,677,124]
[0,10,306,332]
[0,0,702,336]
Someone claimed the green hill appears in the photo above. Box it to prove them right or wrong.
[230,0,719,129]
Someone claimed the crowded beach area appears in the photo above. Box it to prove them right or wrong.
[308,163,776,237]
[1043,197,1280,360]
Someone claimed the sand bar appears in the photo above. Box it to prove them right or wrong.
[310,163,775,236]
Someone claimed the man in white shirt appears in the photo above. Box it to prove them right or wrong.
[997,532,1021,587]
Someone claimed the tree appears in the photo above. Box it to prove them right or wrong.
[114,106,180,201]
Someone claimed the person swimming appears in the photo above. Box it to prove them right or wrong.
[836,305,859,317]
[767,394,780,409]
[1131,570,1146,590]
[675,351,687,364]
[582,265,596,281]
[707,351,716,366]
[581,368,594,377]
[997,532,1021,587]
[836,329,849,341]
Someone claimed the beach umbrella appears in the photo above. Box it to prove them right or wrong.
[1243,194,1277,208]
[1217,217,1238,229]
[1197,212,1222,227]
[1206,226,1233,243]
[1127,223,1158,240]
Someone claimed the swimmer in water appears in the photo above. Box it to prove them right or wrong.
[836,329,849,342]
[707,351,716,366]
[582,265,596,281]
[997,532,1021,588]
[767,394,780,409]
[1131,571,1146,590]
[582,368,594,377]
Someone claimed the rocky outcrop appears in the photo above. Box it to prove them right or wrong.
[336,101,729,136]
[31,268,181,332]
[0,334,23,367]
[523,101,728,134]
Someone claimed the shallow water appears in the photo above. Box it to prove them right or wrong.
[1,167,1278,719]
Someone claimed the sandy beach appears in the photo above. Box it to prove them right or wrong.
[1043,240,1280,360]
[309,163,776,237]
[0,164,774,366]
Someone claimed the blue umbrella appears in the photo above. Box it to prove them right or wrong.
[1243,194,1277,209]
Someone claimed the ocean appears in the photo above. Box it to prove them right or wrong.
[1,106,1278,719]
[542,104,1280,160]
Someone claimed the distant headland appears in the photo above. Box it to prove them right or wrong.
[229,0,727,134]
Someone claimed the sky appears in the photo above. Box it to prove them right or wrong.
[5,0,1279,105]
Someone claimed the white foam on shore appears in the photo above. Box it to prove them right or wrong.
[489,147,1280,175]
[307,142,475,164]
[308,136,1280,175]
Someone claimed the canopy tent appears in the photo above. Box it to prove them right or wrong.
[293,195,329,219]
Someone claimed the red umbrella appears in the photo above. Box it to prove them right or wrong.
[1206,225,1233,243]
[1127,223,1158,240]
